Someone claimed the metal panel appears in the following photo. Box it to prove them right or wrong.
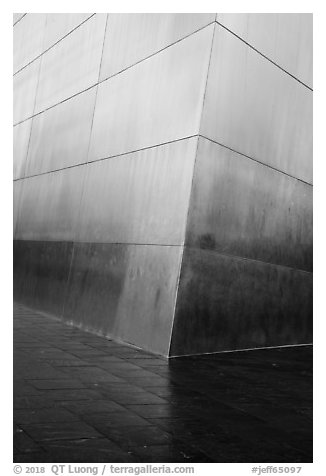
[15,166,86,242]
[42,13,93,51]
[78,137,197,245]
[34,14,106,114]
[64,242,183,356]
[14,240,73,317]
[14,58,41,124]
[13,13,47,73]
[26,87,97,176]
[100,13,215,79]
[216,13,313,88]
[169,248,313,356]
[13,180,24,238]
[89,25,213,161]
[200,26,312,184]
[13,119,32,179]
[13,13,26,25]
[186,137,312,271]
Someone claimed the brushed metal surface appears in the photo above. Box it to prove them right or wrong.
[13,13,47,73]
[43,13,92,51]
[200,25,312,184]
[100,13,215,79]
[13,119,32,179]
[186,137,312,271]
[14,58,41,123]
[169,248,312,356]
[216,13,313,88]
[13,180,24,238]
[14,240,74,317]
[64,242,182,356]
[34,14,106,113]
[89,25,213,161]
[78,137,197,245]
[26,87,97,176]
[15,166,86,242]
[13,13,26,24]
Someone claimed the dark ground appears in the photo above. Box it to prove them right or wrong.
[13,302,313,463]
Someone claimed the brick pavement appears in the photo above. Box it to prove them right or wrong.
[13,303,312,463]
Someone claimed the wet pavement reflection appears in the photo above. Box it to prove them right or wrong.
[14,303,312,463]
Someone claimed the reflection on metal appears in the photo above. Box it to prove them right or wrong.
[89,25,213,161]
[13,13,26,25]
[216,13,313,88]
[200,25,312,184]
[14,58,41,123]
[42,13,92,52]
[78,138,197,245]
[13,14,313,356]
[100,13,215,79]
[15,166,86,242]
[26,88,97,176]
[13,181,24,238]
[170,247,313,356]
[14,240,74,317]
[186,137,312,271]
[64,243,183,356]
[34,14,106,113]
[13,120,32,179]
[13,13,47,73]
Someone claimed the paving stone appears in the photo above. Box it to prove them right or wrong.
[13,303,313,463]
[44,438,134,462]
[85,410,152,429]
[14,408,80,424]
[13,427,43,453]
[20,421,103,442]
[27,379,86,390]
[58,399,126,414]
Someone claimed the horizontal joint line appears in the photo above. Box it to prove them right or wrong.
[13,135,198,181]
[184,245,312,275]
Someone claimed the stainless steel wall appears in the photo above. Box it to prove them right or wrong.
[170,16,313,356]
[13,13,312,357]
[13,13,214,356]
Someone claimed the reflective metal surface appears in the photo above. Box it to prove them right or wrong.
[13,180,24,237]
[13,119,32,179]
[78,138,197,245]
[14,240,74,317]
[26,88,97,176]
[89,25,213,161]
[200,25,312,183]
[13,14,313,357]
[100,13,215,79]
[14,58,41,123]
[64,243,183,356]
[34,14,106,113]
[43,13,92,51]
[170,248,313,356]
[13,13,26,24]
[15,167,86,242]
[216,13,313,88]
[13,13,47,73]
[186,137,312,271]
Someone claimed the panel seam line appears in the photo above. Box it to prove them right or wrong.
[199,134,313,186]
[215,19,313,91]
[13,14,96,76]
[13,20,216,127]
[167,22,217,356]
